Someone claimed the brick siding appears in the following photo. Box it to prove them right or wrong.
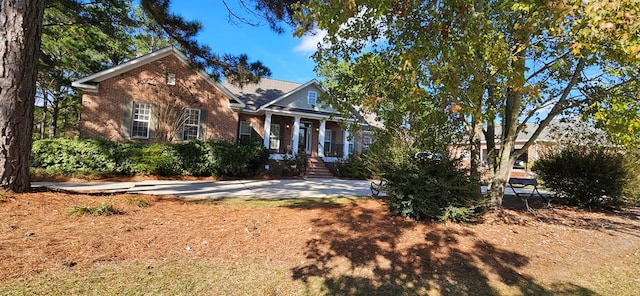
[79,54,239,142]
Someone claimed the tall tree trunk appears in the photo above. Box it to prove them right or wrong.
[469,115,483,182]
[486,23,528,209]
[48,91,59,138]
[0,0,45,192]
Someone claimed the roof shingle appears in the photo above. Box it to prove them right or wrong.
[222,78,302,111]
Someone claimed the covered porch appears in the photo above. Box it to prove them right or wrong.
[261,112,355,161]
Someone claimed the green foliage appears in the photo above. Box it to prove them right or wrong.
[68,201,119,217]
[31,137,119,177]
[280,152,307,177]
[336,154,370,179]
[130,143,182,176]
[584,81,640,151]
[30,138,269,178]
[174,140,213,176]
[622,152,640,207]
[296,0,640,208]
[439,206,475,223]
[208,141,270,178]
[123,196,150,208]
[384,156,481,222]
[533,147,632,209]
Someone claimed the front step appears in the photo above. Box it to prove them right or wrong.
[306,157,334,178]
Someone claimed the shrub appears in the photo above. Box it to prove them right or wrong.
[384,157,482,222]
[280,152,307,176]
[175,140,213,176]
[130,143,182,176]
[208,140,269,177]
[31,137,119,177]
[622,152,640,207]
[31,138,269,178]
[532,147,629,209]
[336,154,371,179]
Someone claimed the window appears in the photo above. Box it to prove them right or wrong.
[269,124,280,150]
[167,73,176,85]
[324,130,333,153]
[307,91,317,105]
[239,121,252,142]
[182,108,200,140]
[363,135,372,151]
[132,102,152,138]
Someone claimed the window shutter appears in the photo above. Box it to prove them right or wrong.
[149,103,159,139]
[198,109,207,141]
[122,100,133,137]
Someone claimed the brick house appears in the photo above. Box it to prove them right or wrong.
[72,47,371,164]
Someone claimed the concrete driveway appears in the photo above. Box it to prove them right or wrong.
[33,179,374,199]
[33,179,549,199]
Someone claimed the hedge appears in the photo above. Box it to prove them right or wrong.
[31,138,269,178]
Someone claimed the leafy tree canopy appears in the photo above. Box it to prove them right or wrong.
[294,0,640,207]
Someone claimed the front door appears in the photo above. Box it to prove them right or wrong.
[298,122,312,155]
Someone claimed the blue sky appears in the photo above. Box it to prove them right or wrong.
[170,1,321,83]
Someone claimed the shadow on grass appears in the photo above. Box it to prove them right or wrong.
[289,202,598,295]
[502,194,640,238]
[188,196,363,209]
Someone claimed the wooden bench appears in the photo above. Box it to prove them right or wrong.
[508,178,553,216]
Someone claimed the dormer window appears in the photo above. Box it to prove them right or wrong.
[167,73,176,85]
[307,91,317,105]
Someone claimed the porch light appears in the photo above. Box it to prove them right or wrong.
[286,124,290,129]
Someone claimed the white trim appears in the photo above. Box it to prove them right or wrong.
[292,117,301,155]
[269,154,286,160]
[239,121,252,141]
[131,102,152,139]
[322,157,341,163]
[182,108,201,140]
[343,128,350,158]
[258,107,359,122]
[263,112,272,149]
[269,123,281,150]
[301,121,312,155]
[318,120,326,158]
[307,90,318,105]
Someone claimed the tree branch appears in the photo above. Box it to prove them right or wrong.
[525,52,569,82]
[516,58,586,159]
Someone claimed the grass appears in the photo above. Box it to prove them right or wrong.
[2,257,637,296]
[0,259,316,296]
[123,196,150,207]
[67,201,119,216]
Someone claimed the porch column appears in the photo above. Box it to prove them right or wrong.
[343,126,350,158]
[263,112,272,149]
[292,116,301,155]
[318,120,326,158]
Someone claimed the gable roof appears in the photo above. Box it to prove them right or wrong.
[71,47,245,108]
[222,78,301,111]
[222,78,328,112]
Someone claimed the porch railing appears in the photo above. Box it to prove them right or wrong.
[268,141,345,158]
[323,144,344,158]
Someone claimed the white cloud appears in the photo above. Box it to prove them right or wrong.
[293,29,327,55]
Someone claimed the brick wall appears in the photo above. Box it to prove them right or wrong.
[80,54,239,142]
